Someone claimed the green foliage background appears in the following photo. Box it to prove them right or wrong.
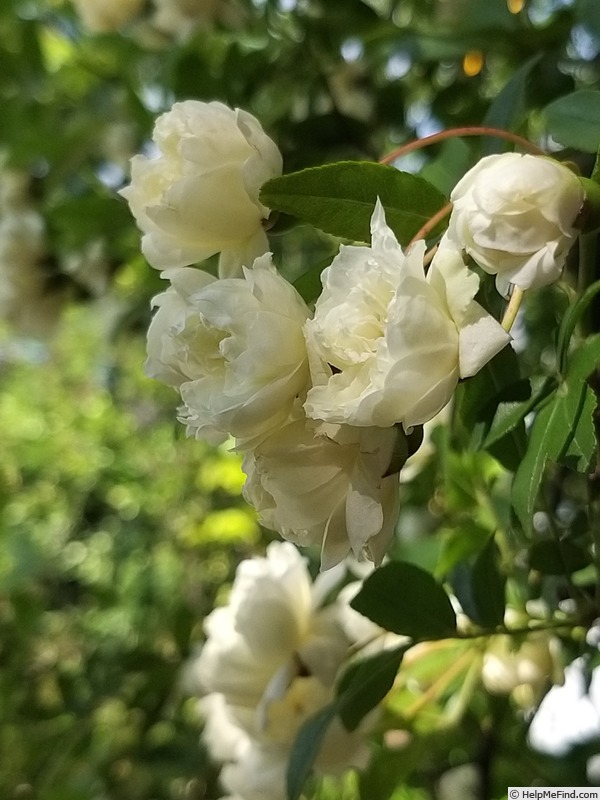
[2,0,600,798]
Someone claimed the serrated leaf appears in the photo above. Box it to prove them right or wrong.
[455,345,530,469]
[543,90,600,153]
[512,335,600,532]
[350,562,457,639]
[287,703,337,800]
[483,378,554,451]
[337,646,406,732]
[260,162,447,246]
[529,539,591,575]
[563,383,597,471]
[292,254,333,304]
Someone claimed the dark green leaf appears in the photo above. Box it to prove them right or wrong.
[350,562,457,639]
[483,377,555,450]
[260,162,447,246]
[292,255,332,304]
[286,703,337,800]
[529,539,591,575]
[470,538,506,627]
[543,90,600,153]
[337,646,406,732]
[512,335,600,532]
[455,345,530,469]
[557,279,600,374]
[449,537,505,628]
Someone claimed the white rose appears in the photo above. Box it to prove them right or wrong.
[190,541,373,771]
[119,100,282,277]
[144,254,310,447]
[242,406,401,570]
[71,0,144,32]
[448,152,584,295]
[303,201,510,431]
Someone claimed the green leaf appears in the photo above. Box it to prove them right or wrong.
[449,537,505,628]
[543,90,600,153]
[336,646,407,732]
[350,562,457,639]
[260,162,447,246]
[512,335,600,532]
[562,383,597,471]
[470,538,506,627]
[455,344,530,470]
[292,255,332,304]
[287,703,337,800]
[557,279,600,374]
[483,377,555,450]
[529,539,591,575]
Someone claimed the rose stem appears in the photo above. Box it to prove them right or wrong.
[408,201,453,248]
[501,286,525,332]
[379,126,545,165]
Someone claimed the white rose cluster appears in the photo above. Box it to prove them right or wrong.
[126,100,587,569]
[186,542,375,800]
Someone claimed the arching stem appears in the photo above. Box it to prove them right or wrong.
[408,201,453,247]
[380,126,545,166]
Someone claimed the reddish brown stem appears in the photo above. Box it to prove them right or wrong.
[408,201,453,247]
[380,126,545,165]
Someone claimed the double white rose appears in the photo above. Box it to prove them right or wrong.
[145,255,311,447]
[242,407,401,569]
[190,542,373,799]
[448,152,584,295]
[119,100,282,277]
[304,200,510,431]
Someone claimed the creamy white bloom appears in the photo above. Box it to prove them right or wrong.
[71,0,144,32]
[242,406,401,569]
[145,255,310,446]
[448,153,584,295]
[190,542,373,778]
[304,202,510,430]
[119,100,282,277]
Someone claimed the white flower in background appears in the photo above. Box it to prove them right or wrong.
[0,211,67,336]
[448,153,584,295]
[189,542,373,790]
[145,255,310,446]
[482,616,563,708]
[151,0,219,39]
[304,202,510,431]
[119,100,282,277]
[242,406,401,569]
[62,239,110,297]
[71,0,145,32]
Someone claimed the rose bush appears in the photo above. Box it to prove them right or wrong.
[447,152,584,295]
[303,201,510,431]
[119,100,282,277]
[145,255,311,447]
